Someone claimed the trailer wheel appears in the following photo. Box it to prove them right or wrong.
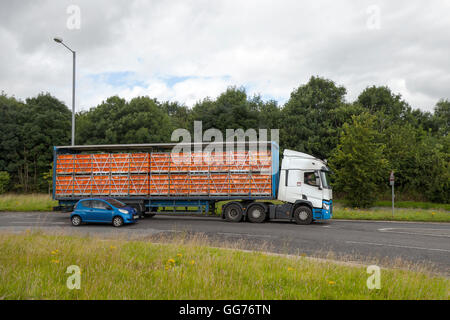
[247,204,266,223]
[293,206,313,225]
[224,203,243,222]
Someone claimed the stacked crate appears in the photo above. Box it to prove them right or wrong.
[55,150,272,197]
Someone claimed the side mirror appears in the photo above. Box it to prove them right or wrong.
[106,206,113,210]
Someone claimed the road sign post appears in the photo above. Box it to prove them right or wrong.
[389,171,395,217]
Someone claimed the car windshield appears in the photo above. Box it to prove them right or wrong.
[105,199,127,208]
[320,170,331,189]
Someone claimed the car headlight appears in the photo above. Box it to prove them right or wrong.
[119,209,129,214]
[322,203,330,210]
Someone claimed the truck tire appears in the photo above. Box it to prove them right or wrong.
[247,204,266,223]
[224,203,243,222]
[293,206,313,225]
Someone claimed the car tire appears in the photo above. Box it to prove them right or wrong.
[224,203,243,222]
[247,204,267,223]
[71,215,82,226]
[112,216,124,227]
[293,206,313,225]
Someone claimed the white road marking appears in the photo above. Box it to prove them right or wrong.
[378,227,450,238]
[345,240,450,253]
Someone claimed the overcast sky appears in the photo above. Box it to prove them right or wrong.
[1,0,449,112]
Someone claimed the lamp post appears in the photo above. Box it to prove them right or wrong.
[53,37,76,146]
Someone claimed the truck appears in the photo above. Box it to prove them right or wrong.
[53,141,332,224]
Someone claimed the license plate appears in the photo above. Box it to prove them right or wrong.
[133,215,139,219]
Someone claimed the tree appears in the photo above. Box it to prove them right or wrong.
[0,171,10,194]
[281,76,349,159]
[329,113,389,207]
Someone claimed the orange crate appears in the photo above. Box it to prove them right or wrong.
[55,176,73,195]
[190,174,209,194]
[209,174,229,194]
[111,154,129,173]
[169,153,191,172]
[150,153,170,172]
[110,175,128,195]
[74,154,92,174]
[73,176,92,195]
[229,174,249,194]
[169,174,190,194]
[130,175,149,195]
[56,155,74,174]
[92,154,110,173]
[91,175,109,195]
[130,153,149,173]
[150,174,169,194]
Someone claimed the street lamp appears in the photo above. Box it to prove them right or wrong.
[53,37,76,146]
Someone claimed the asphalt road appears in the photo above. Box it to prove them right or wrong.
[0,211,449,274]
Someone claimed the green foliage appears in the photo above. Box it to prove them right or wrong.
[329,113,389,207]
[0,171,10,194]
[76,96,173,144]
[281,76,352,159]
[0,93,70,192]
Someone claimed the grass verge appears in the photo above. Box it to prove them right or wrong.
[333,207,450,222]
[0,232,448,299]
[0,194,57,212]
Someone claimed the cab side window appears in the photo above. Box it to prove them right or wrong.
[304,172,319,187]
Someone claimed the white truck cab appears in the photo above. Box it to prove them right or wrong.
[277,149,332,222]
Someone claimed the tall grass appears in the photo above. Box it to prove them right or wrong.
[0,232,448,300]
[0,193,57,212]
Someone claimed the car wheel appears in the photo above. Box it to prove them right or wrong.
[293,206,313,225]
[71,215,82,226]
[113,216,124,227]
[224,203,243,222]
[247,204,267,223]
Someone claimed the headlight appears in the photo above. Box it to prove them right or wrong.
[119,209,129,214]
[322,203,330,210]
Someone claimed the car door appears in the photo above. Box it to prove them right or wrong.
[77,200,92,221]
[90,200,113,222]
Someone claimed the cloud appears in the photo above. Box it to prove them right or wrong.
[0,0,449,112]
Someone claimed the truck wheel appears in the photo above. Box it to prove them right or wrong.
[247,204,266,223]
[224,203,243,222]
[293,206,313,225]
[113,216,124,227]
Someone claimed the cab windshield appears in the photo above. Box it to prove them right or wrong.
[320,170,331,189]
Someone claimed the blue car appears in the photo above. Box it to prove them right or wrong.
[70,198,139,227]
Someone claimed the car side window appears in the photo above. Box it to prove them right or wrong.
[304,172,319,187]
[81,200,91,208]
[91,200,108,210]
